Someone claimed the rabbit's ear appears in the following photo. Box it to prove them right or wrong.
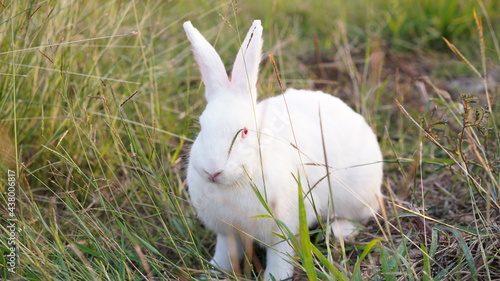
[184,21,230,102]
[230,20,263,101]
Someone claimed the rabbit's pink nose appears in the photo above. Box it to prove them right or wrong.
[207,171,222,182]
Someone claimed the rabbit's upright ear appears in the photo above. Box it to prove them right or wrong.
[230,20,263,102]
[184,21,230,102]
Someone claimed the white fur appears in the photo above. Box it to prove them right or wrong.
[184,20,383,280]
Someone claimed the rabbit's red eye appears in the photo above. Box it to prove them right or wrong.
[241,127,248,138]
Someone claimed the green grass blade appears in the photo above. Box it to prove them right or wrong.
[420,244,432,281]
[296,173,317,280]
[311,246,348,281]
[352,238,383,280]
[452,229,478,280]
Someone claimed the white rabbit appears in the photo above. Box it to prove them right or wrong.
[184,20,383,280]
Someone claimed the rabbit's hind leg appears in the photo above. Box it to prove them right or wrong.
[329,219,359,240]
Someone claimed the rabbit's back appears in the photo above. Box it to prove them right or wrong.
[258,89,383,223]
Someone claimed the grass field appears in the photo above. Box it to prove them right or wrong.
[1,0,499,280]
